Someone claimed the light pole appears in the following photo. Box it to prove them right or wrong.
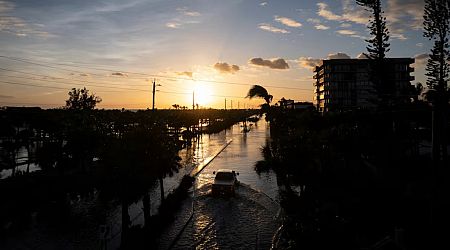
[152,79,161,111]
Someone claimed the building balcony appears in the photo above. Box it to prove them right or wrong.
[409,76,415,81]
[408,66,415,72]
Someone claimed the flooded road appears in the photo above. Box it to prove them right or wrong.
[165,183,280,250]
[1,116,280,250]
[158,118,281,250]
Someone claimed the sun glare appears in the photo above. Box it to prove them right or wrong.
[193,84,213,106]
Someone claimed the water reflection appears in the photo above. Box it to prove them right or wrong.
[160,117,280,250]
[1,116,278,249]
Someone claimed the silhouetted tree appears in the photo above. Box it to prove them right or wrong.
[65,87,102,110]
[356,0,390,60]
[357,0,393,106]
[423,0,450,162]
[413,82,425,103]
[247,85,273,105]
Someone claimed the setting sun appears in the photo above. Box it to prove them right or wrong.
[193,83,214,107]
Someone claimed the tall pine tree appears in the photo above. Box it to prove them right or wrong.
[356,0,392,107]
[423,0,450,162]
[356,0,390,59]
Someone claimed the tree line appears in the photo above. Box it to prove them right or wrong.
[251,0,449,249]
[0,87,257,246]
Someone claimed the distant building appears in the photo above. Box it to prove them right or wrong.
[278,98,314,110]
[313,58,415,112]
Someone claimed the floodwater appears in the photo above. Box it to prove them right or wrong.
[158,118,281,250]
[1,116,280,249]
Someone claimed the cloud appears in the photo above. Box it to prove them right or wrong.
[327,52,351,59]
[0,1,52,38]
[0,0,13,12]
[214,62,240,74]
[260,2,267,7]
[297,57,322,70]
[166,22,181,29]
[416,43,423,47]
[317,2,342,21]
[341,0,369,25]
[317,0,368,25]
[414,53,428,65]
[385,0,424,32]
[391,33,407,40]
[315,24,330,30]
[297,52,351,70]
[177,71,193,78]
[79,73,90,77]
[307,18,330,30]
[274,16,302,28]
[111,72,128,77]
[166,7,201,29]
[340,23,352,28]
[258,23,290,34]
[249,58,289,69]
[177,7,201,17]
[307,18,321,24]
[336,29,357,35]
[316,0,423,40]
[336,29,365,39]
[0,94,14,99]
[356,53,369,59]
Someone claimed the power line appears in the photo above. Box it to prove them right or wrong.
[0,67,150,88]
[0,55,313,91]
[0,73,150,92]
[0,74,145,92]
[0,79,249,99]
[0,67,284,98]
[0,80,69,90]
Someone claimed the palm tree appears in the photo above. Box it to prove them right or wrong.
[247,85,273,119]
[246,85,273,105]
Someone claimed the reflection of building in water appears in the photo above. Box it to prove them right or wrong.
[313,58,415,112]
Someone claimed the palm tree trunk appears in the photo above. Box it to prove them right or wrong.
[159,176,165,202]
[121,198,130,247]
[143,192,151,228]
[26,144,31,174]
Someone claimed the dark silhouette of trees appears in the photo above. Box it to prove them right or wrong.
[356,0,390,60]
[261,108,432,249]
[0,105,256,247]
[357,0,393,107]
[247,85,273,118]
[65,87,102,110]
[413,82,425,103]
[423,0,450,162]
[246,85,273,105]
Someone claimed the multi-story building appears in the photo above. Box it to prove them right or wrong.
[313,58,415,112]
[278,98,314,110]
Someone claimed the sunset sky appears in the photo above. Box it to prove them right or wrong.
[0,0,430,109]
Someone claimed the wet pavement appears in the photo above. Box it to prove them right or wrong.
[158,118,281,250]
[161,183,280,250]
[1,116,281,249]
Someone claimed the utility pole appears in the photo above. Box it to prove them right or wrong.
[225,98,227,110]
[192,91,195,110]
[152,79,162,111]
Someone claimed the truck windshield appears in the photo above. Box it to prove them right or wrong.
[215,172,234,181]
